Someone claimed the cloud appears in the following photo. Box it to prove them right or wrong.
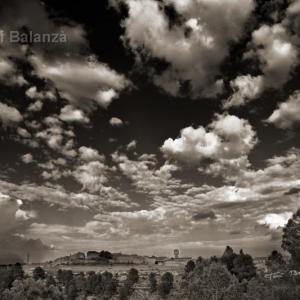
[258,212,293,230]
[59,105,90,124]
[0,0,130,112]
[287,0,300,15]
[0,178,135,212]
[17,127,31,138]
[28,100,43,112]
[224,75,264,108]
[114,0,254,97]
[0,102,23,126]
[0,56,28,87]
[0,192,49,263]
[249,23,298,88]
[161,114,257,165]
[127,140,137,151]
[25,86,56,101]
[112,152,182,200]
[0,194,33,233]
[73,161,108,192]
[21,153,34,164]
[193,210,216,221]
[30,55,130,110]
[35,116,77,158]
[109,117,124,127]
[267,90,300,128]
[78,146,104,162]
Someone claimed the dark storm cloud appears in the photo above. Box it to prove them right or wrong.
[285,187,300,195]
[192,210,216,221]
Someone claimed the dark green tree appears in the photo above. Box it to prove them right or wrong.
[46,274,56,287]
[158,272,174,298]
[65,279,78,300]
[188,262,233,300]
[232,250,256,281]
[149,272,157,293]
[282,209,300,264]
[185,260,196,274]
[127,268,139,285]
[33,266,46,281]
[99,251,113,260]
[266,250,286,272]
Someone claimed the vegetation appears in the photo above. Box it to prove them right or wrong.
[1,210,300,299]
[266,250,286,272]
[158,272,174,298]
[149,272,157,293]
[282,208,300,264]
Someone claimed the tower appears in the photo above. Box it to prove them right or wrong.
[174,249,179,259]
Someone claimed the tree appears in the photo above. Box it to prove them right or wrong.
[86,271,99,295]
[282,209,300,264]
[149,272,157,293]
[245,277,273,300]
[232,250,256,281]
[33,266,46,281]
[158,272,174,298]
[0,269,14,293]
[11,264,24,280]
[0,264,24,293]
[46,274,56,287]
[188,262,233,300]
[2,278,64,300]
[65,279,78,300]
[74,272,86,296]
[102,271,116,299]
[127,268,139,285]
[119,283,130,300]
[99,251,113,260]
[185,260,196,274]
[266,250,286,272]
[221,246,237,273]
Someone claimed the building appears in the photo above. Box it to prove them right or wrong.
[86,251,100,261]
[154,257,168,265]
[144,256,157,265]
[163,257,192,267]
[70,252,85,261]
[111,253,145,264]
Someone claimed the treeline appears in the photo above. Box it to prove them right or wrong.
[0,265,176,300]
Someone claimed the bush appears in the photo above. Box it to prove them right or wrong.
[33,266,46,281]
[127,268,139,285]
[185,260,196,274]
[149,272,157,293]
[158,272,174,298]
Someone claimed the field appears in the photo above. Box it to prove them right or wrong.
[23,263,185,279]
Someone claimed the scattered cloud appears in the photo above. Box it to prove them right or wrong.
[30,55,130,111]
[0,102,23,126]
[79,146,104,162]
[224,75,264,108]
[110,117,124,127]
[21,153,34,164]
[249,23,298,88]
[267,90,300,129]
[59,105,90,124]
[127,140,137,151]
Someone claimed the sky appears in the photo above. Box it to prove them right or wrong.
[0,0,300,263]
